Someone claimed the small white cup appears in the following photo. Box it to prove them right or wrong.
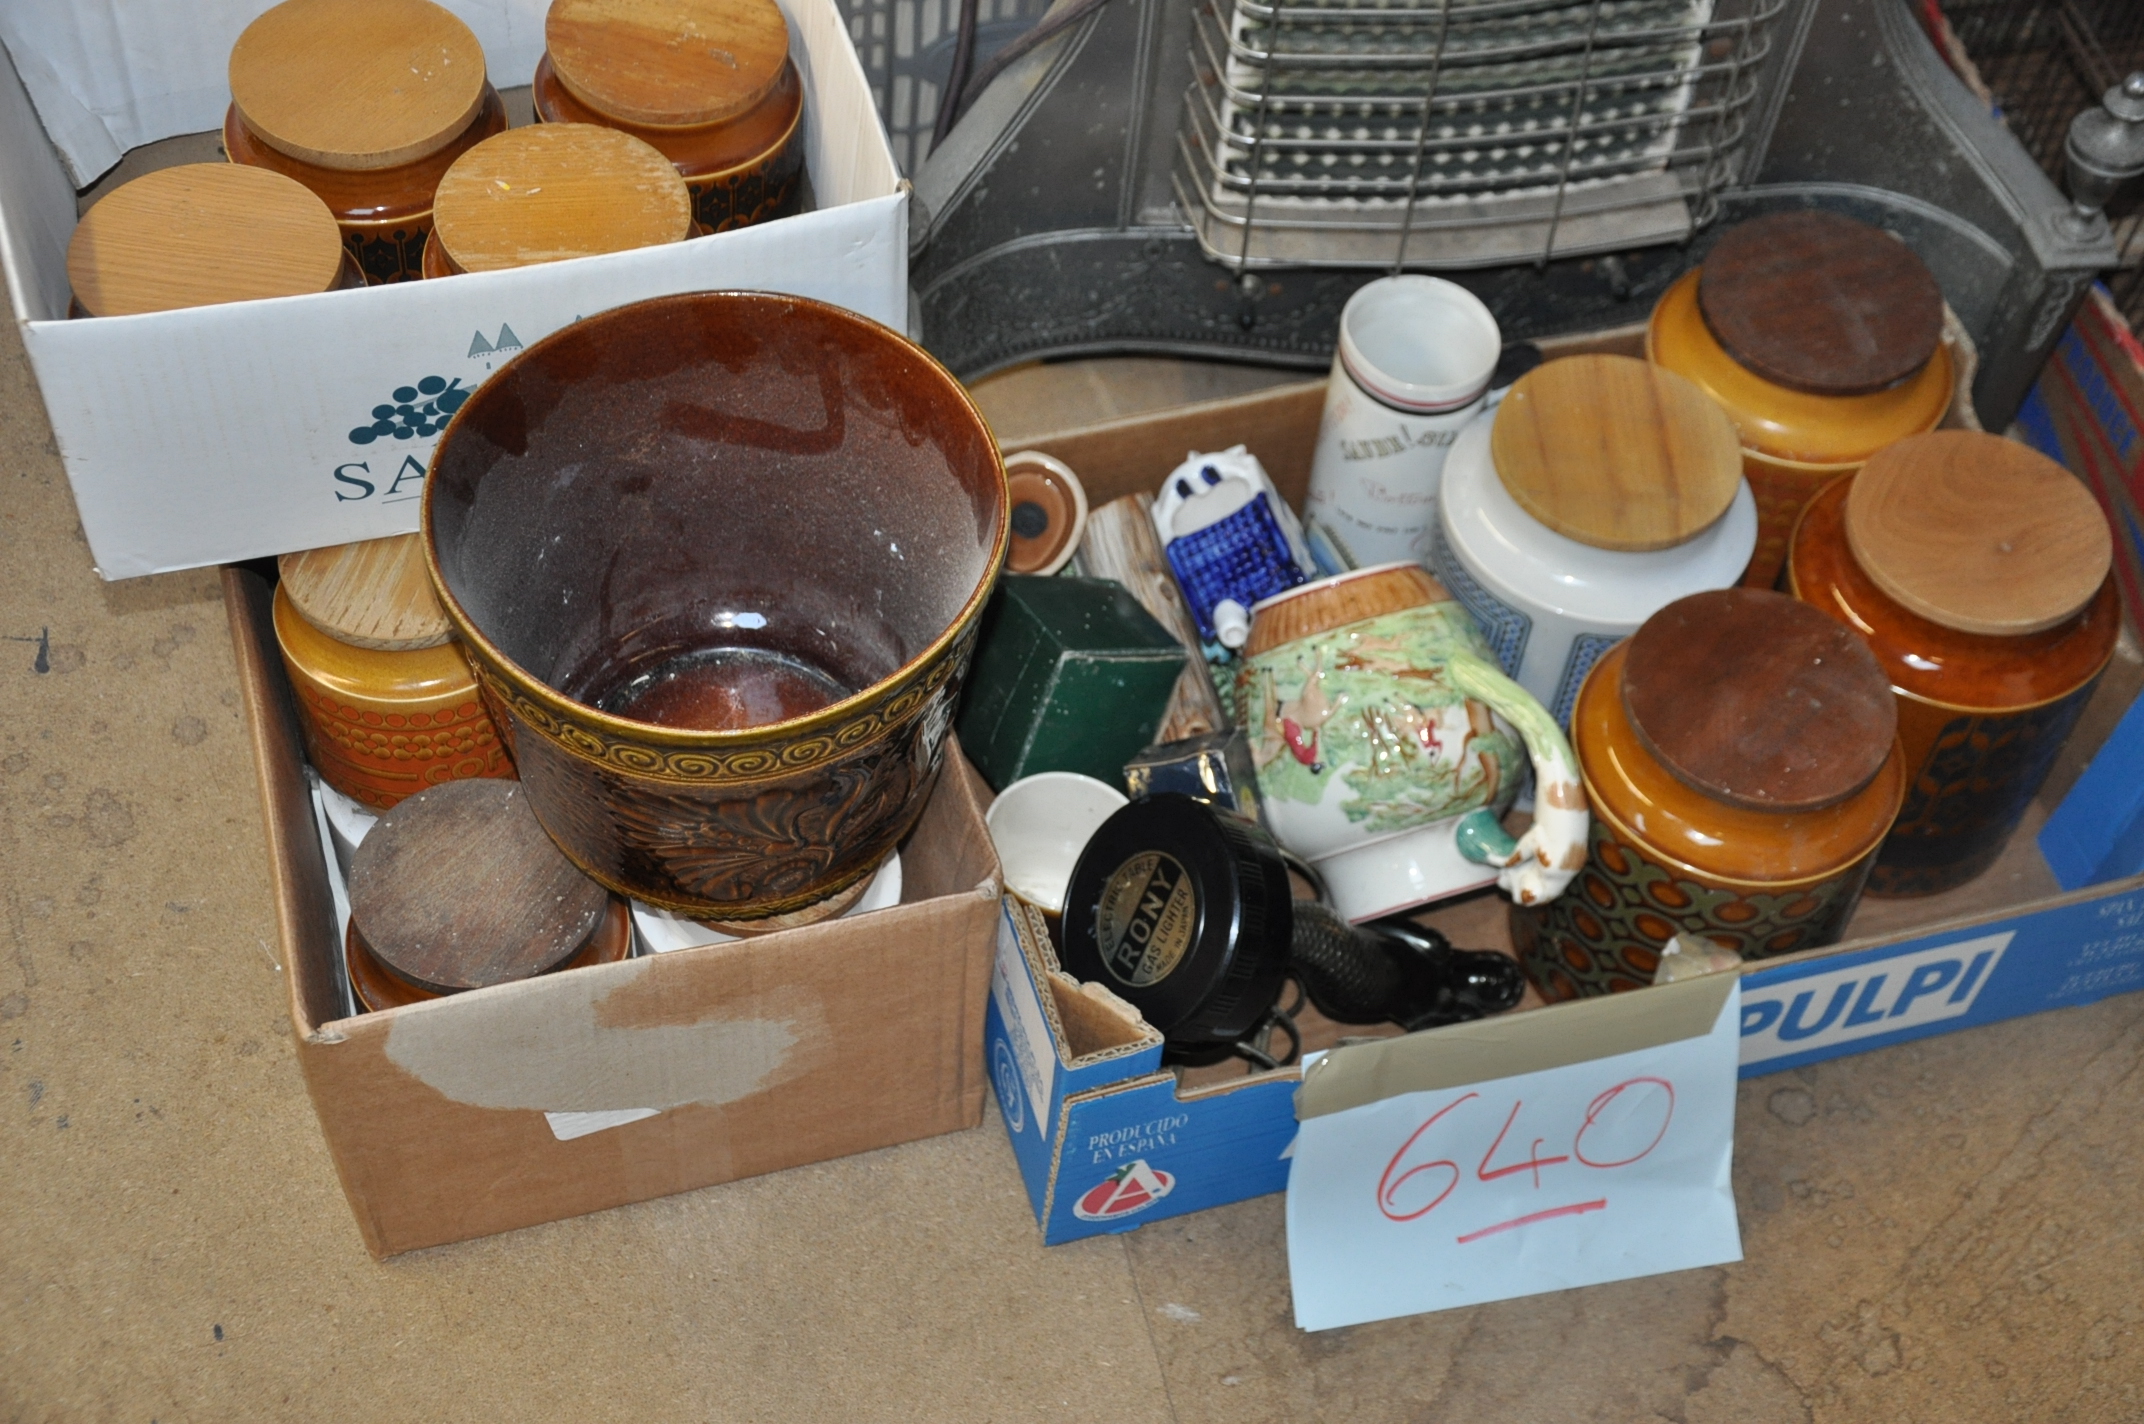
[1303,277,1502,573]
[985,772,1129,917]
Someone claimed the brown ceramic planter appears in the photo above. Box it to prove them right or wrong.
[423,292,1008,922]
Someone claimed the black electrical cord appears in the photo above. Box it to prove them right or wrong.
[930,0,984,152]
[927,0,1120,153]
[1292,902,1527,1032]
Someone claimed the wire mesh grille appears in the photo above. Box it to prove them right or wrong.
[1172,0,1789,269]
[1937,0,2144,328]
[840,0,1054,172]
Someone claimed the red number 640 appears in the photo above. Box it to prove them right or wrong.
[1374,1078,1675,1224]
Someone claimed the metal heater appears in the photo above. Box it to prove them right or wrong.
[909,0,2119,428]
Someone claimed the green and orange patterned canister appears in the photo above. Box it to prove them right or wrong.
[1513,589,1905,1000]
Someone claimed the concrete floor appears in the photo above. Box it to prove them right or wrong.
[4,311,2144,1420]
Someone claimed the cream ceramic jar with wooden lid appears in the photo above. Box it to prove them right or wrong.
[419,123,694,276]
[224,0,508,283]
[68,164,356,317]
[532,0,806,234]
[274,533,513,810]
[1428,354,1759,727]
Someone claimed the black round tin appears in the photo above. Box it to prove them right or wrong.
[1059,794,1293,1046]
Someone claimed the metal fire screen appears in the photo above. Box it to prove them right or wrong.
[1170,0,1791,271]
[1937,0,2144,326]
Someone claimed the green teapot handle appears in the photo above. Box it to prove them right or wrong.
[1444,652,1589,907]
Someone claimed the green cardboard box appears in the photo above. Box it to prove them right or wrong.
[956,576,1189,791]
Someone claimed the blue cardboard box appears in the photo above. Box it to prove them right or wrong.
[987,329,2144,1246]
[2018,285,2144,891]
[988,868,2144,1244]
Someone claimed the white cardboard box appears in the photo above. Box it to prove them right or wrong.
[0,0,906,580]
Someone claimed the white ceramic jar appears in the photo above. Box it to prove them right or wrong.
[1428,356,1758,727]
[1302,276,1502,573]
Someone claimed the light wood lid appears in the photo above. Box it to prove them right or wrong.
[1491,354,1743,552]
[1846,430,2113,636]
[350,780,611,994]
[230,0,488,171]
[1623,589,1896,813]
[68,165,344,316]
[278,534,454,650]
[546,0,790,128]
[431,124,693,272]
[1700,210,1944,396]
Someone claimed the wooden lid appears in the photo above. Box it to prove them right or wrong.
[229,0,488,171]
[546,0,790,128]
[431,124,693,272]
[1623,589,1896,813]
[278,534,454,650]
[1490,355,1743,552]
[349,780,611,994]
[1699,211,1945,396]
[68,165,345,316]
[1846,430,2113,636]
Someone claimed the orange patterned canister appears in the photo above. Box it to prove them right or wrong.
[271,538,512,809]
[1647,211,1954,590]
[1788,433,2120,896]
[224,0,509,283]
[531,0,805,235]
[1511,589,1905,1000]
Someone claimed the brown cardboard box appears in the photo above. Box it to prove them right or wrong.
[224,566,1004,1257]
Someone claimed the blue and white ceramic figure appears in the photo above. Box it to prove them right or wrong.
[1153,446,1317,649]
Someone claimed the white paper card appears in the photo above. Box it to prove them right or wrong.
[1286,980,1742,1330]
[545,1107,662,1142]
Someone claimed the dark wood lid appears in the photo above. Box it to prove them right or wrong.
[1846,431,2113,636]
[1698,211,1944,396]
[348,779,610,994]
[1622,589,1897,813]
